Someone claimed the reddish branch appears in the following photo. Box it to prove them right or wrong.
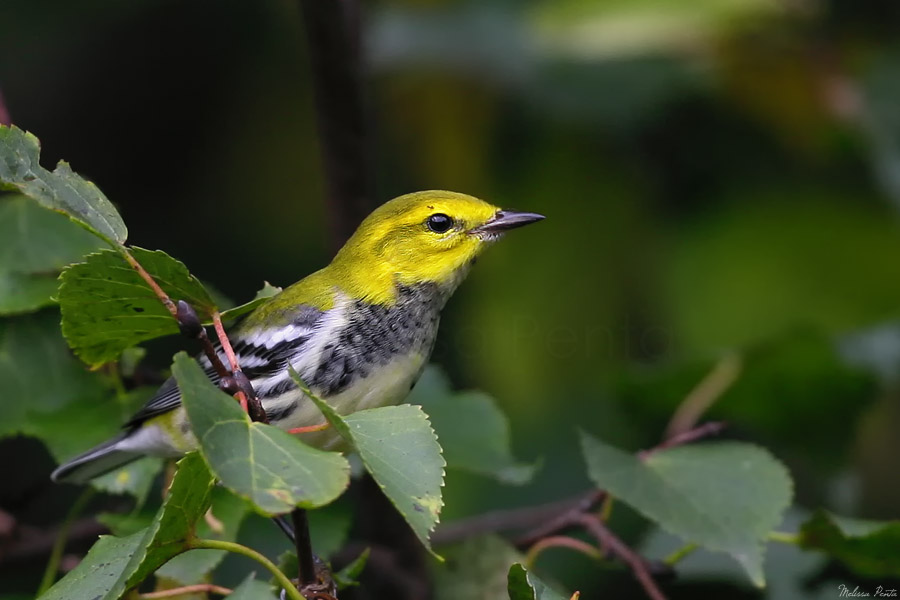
[433,421,726,600]
[120,249,266,421]
[575,514,667,600]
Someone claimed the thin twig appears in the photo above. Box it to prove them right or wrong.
[639,421,727,460]
[576,514,668,600]
[432,493,594,546]
[139,583,233,599]
[175,300,230,379]
[122,250,177,317]
[514,491,606,548]
[212,312,267,423]
[663,542,698,566]
[524,536,604,569]
[665,353,741,439]
[447,421,724,553]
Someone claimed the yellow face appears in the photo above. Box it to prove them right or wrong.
[332,190,542,303]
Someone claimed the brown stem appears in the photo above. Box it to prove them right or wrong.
[445,423,728,551]
[432,493,594,546]
[575,514,668,600]
[524,535,604,569]
[122,250,177,317]
[640,421,727,460]
[139,583,233,599]
[292,509,317,588]
[513,490,606,548]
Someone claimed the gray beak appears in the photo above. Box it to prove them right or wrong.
[470,210,545,236]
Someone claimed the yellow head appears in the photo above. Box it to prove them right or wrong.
[331,190,544,304]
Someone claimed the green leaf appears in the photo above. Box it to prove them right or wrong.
[228,574,279,599]
[0,125,127,244]
[0,312,114,452]
[219,281,283,322]
[334,547,369,589]
[175,353,349,515]
[58,247,217,366]
[92,456,164,506]
[432,536,524,600]
[39,530,145,600]
[296,368,445,553]
[121,453,215,589]
[507,563,569,600]
[0,194,103,273]
[156,487,249,585]
[798,510,900,577]
[0,195,105,314]
[580,433,793,587]
[0,272,59,315]
[40,453,214,599]
[410,367,536,484]
[96,508,157,537]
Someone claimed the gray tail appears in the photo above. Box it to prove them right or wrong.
[51,433,141,484]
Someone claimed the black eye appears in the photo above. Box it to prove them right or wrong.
[426,213,453,233]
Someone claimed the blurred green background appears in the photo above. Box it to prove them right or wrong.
[2,0,900,598]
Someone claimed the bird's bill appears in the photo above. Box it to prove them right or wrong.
[469,210,545,237]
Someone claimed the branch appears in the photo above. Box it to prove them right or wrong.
[576,514,668,600]
[292,509,317,587]
[432,493,594,546]
[639,421,726,459]
[511,491,606,549]
[119,248,267,425]
[524,536,604,569]
[509,422,725,549]
[432,421,726,600]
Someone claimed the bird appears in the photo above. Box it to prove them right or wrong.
[51,190,544,483]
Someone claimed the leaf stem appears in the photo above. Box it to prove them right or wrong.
[190,538,302,600]
[121,249,177,317]
[767,530,801,545]
[663,542,698,566]
[37,487,94,596]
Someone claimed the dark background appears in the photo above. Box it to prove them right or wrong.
[2,0,900,598]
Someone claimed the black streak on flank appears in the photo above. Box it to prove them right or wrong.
[308,282,447,397]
